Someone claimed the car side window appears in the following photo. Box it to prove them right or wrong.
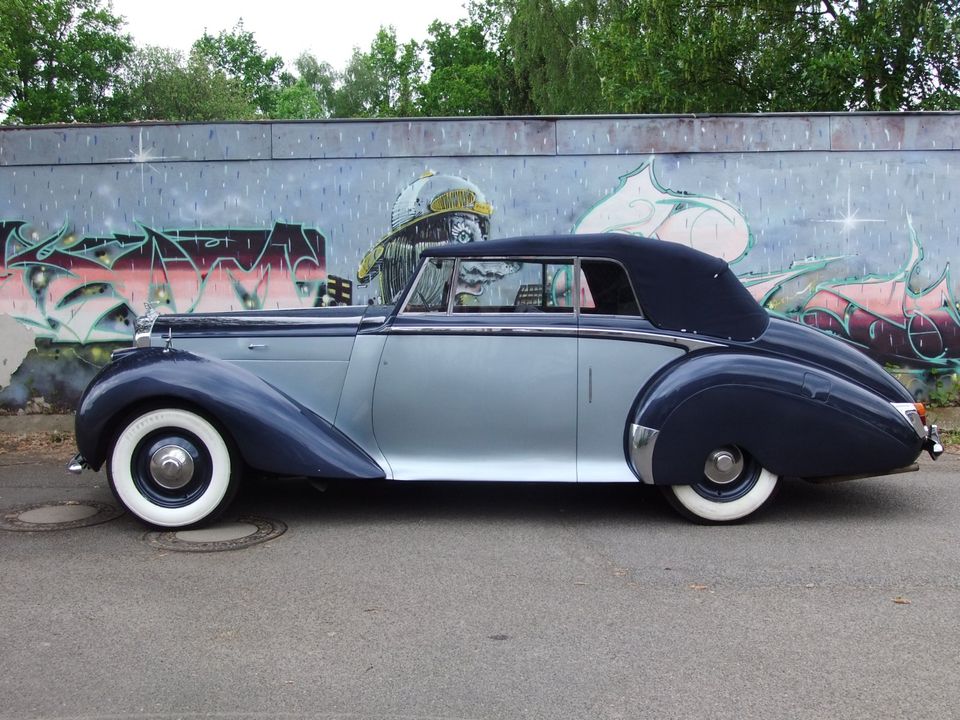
[453,259,575,313]
[579,260,643,316]
[403,258,455,312]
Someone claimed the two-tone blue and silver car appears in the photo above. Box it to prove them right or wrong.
[69,234,942,526]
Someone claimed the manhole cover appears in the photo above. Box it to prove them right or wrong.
[0,501,123,532]
[144,515,286,553]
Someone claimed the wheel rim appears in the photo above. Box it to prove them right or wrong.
[691,445,760,503]
[130,430,212,508]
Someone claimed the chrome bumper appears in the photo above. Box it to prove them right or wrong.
[66,453,88,475]
[925,424,943,460]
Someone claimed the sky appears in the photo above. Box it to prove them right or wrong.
[110,0,472,73]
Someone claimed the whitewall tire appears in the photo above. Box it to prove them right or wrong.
[662,446,779,523]
[107,408,239,528]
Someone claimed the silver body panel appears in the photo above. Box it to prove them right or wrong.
[370,334,578,481]
[155,314,692,484]
[578,339,684,482]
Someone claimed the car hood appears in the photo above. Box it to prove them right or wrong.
[146,304,374,340]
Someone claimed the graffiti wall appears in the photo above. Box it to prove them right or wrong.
[0,114,957,410]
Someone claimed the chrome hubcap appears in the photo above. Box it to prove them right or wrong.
[149,445,195,490]
[704,447,744,485]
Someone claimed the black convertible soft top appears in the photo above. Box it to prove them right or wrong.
[425,233,769,342]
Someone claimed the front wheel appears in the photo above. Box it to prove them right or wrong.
[107,408,240,528]
[661,445,779,524]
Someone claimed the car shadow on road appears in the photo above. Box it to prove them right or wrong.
[228,473,931,528]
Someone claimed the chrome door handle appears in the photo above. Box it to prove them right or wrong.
[247,343,267,350]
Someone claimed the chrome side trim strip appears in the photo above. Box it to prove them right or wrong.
[388,324,576,337]
[628,423,659,484]
[387,324,721,350]
[578,327,722,351]
[157,315,364,326]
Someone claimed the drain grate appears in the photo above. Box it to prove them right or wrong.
[143,515,287,553]
[0,500,123,532]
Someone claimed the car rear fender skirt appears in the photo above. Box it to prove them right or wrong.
[628,352,924,484]
[75,348,385,480]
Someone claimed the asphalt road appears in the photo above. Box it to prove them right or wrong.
[1,452,958,720]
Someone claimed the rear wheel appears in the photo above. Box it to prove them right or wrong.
[661,445,778,523]
[107,408,240,528]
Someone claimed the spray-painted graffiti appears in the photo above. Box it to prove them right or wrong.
[358,171,493,302]
[575,161,753,264]
[575,158,960,377]
[799,218,960,367]
[0,220,351,345]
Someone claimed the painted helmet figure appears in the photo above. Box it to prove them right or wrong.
[357,171,492,302]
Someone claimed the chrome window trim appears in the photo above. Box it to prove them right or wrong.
[450,255,578,315]
[578,255,644,319]
[400,254,645,319]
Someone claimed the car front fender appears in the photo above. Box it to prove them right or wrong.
[629,351,924,484]
[75,348,385,480]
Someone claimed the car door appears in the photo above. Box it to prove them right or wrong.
[371,256,579,482]
[575,258,687,482]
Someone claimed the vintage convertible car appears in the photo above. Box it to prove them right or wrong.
[69,233,942,527]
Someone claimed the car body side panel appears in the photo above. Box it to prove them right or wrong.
[333,333,392,475]
[168,336,354,422]
[632,352,923,484]
[75,348,385,480]
[577,334,685,482]
[371,322,578,482]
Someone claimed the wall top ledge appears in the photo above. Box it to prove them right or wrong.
[1,113,956,166]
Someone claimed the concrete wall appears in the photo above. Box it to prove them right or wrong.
[1,113,958,410]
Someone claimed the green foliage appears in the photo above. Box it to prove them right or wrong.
[419,20,504,116]
[191,20,284,116]
[590,0,960,114]
[499,0,605,114]
[272,53,337,119]
[4,0,957,122]
[330,27,422,118]
[113,46,257,121]
[927,373,960,408]
[0,0,132,124]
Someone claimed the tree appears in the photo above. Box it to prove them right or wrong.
[273,53,337,119]
[590,0,960,113]
[113,46,256,121]
[0,0,132,124]
[331,27,422,117]
[496,0,605,114]
[820,0,960,110]
[191,20,284,115]
[419,19,504,116]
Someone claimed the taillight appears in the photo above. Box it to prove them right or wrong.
[914,402,927,427]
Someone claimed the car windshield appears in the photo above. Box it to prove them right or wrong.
[403,257,454,311]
